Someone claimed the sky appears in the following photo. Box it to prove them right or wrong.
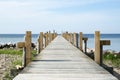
[0,0,120,34]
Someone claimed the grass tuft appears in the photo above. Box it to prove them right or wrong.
[103,52,120,68]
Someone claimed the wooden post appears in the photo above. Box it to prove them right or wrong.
[66,32,69,41]
[76,33,79,48]
[71,33,74,45]
[70,33,72,44]
[63,32,67,40]
[40,32,43,51]
[25,31,31,66]
[48,31,50,43]
[64,33,66,40]
[73,33,76,46]
[22,47,26,67]
[64,32,68,40]
[17,42,25,67]
[37,36,40,54]
[94,31,100,64]
[45,32,49,47]
[49,31,52,43]
[79,32,83,51]
[17,31,31,67]
[83,37,88,53]
[73,33,78,48]
[100,40,110,65]
[67,33,70,42]
[53,33,55,39]
[52,33,54,40]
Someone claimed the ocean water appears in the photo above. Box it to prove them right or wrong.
[0,34,38,44]
[0,34,120,52]
[83,34,120,52]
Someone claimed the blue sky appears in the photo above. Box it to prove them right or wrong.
[0,0,120,34]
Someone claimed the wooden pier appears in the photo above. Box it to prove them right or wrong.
[14,35,118,80]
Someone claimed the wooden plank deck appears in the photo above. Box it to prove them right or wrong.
[13,36,118,80]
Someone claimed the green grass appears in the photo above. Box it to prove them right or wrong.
[12,60,22,66]
[0,49,37,60]
[32,50,37,56]
[0,49,37,55]
[0,49,37,65]
[0,49,22,55]
[103,52,120,68]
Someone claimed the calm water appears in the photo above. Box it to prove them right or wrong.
[83,34,120,52]
[0,34,38,44]
[0,34,120,52]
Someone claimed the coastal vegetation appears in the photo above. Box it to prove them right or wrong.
[103,51,120,68]
[0,49,37,80]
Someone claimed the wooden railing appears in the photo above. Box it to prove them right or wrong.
[62,31,120,79]
[62,31,110,65]
[15,30,119,79]
[17,31,57,67]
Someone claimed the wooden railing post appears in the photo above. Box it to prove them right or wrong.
[70,33,73,45]
[95,31,111,65]
[68,33,71,42]
[69,33,72,44]
[82,37,88,53]
[25,31,31,66]
[40,32,43,51]
[67,33,70,42]
[73,33,76,46]
[65,32,68,40]
[52,33,54,41]
[94,31,100,64]
[37,32,44,54]
[79,32,83,51]
[73,33,78,48]
[37,35,40,54]
[100,40,110,65]
[45,32,49,47]
[17,42,25,67]
[17,31,31,67]
[76,33,79,48]
[72,33,74,45]
[49,31,52,43]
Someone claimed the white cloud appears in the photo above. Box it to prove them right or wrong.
[0,0,106,11]
[0,0,120,33]
[0,0,108,19]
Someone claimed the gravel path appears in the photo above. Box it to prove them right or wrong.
[0,54,22,80]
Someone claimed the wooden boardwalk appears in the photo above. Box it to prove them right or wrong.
[14,36,118,80]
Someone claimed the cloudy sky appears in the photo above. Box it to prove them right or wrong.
[0,0,120,34]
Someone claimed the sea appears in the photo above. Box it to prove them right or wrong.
[0,34,120,52]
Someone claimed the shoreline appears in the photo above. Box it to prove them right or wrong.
[86,48,120,54]
[0,42,36,49]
